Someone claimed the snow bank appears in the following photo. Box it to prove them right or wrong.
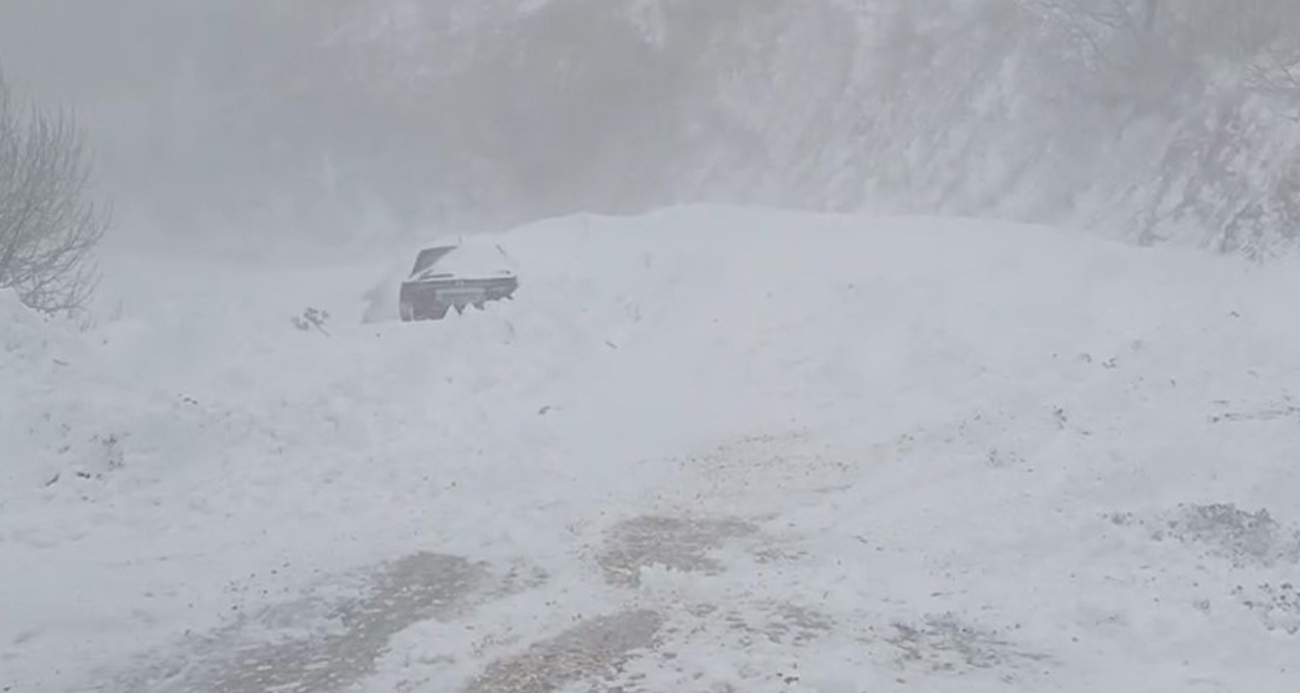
[0,288,75,362]
[0,299,277,519]
[1,290,112,493]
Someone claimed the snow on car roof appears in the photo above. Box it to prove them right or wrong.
[409,237,517,280]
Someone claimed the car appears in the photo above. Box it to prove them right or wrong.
[398,237,519,321]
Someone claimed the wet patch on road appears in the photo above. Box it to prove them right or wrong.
[105,552,538,693]
[465,609,665,693]
[597,515,758,587]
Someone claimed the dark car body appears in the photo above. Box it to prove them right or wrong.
[398,241,519,321]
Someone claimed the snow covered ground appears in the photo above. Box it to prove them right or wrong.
[3,206,1300,692]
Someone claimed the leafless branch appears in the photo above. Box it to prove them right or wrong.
[1246,50,1300,98]
[0,67,110,314]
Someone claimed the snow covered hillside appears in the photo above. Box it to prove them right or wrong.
[3,207,1299,692]
[9,0,1300,255]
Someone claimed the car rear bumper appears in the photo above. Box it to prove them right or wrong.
[399,277,518,321]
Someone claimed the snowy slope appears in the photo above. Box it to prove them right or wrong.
[3,207,1299,692]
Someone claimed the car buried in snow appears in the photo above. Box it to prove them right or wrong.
[398,238,519,321]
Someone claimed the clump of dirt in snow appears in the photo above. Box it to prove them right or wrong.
[1232,582,1300,635]
[1159,504,1300,568]
[1111,504,1300,636]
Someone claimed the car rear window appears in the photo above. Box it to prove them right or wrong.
[410,246,456,276]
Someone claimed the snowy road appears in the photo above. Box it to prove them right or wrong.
[4,208,1300,692]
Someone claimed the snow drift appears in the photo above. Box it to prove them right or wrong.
[3,208,1299,692]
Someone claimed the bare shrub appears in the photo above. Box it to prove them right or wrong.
[0,67,110,314]
[1020,0,1300,108]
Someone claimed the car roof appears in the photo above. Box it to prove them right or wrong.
[409,236,516,279]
